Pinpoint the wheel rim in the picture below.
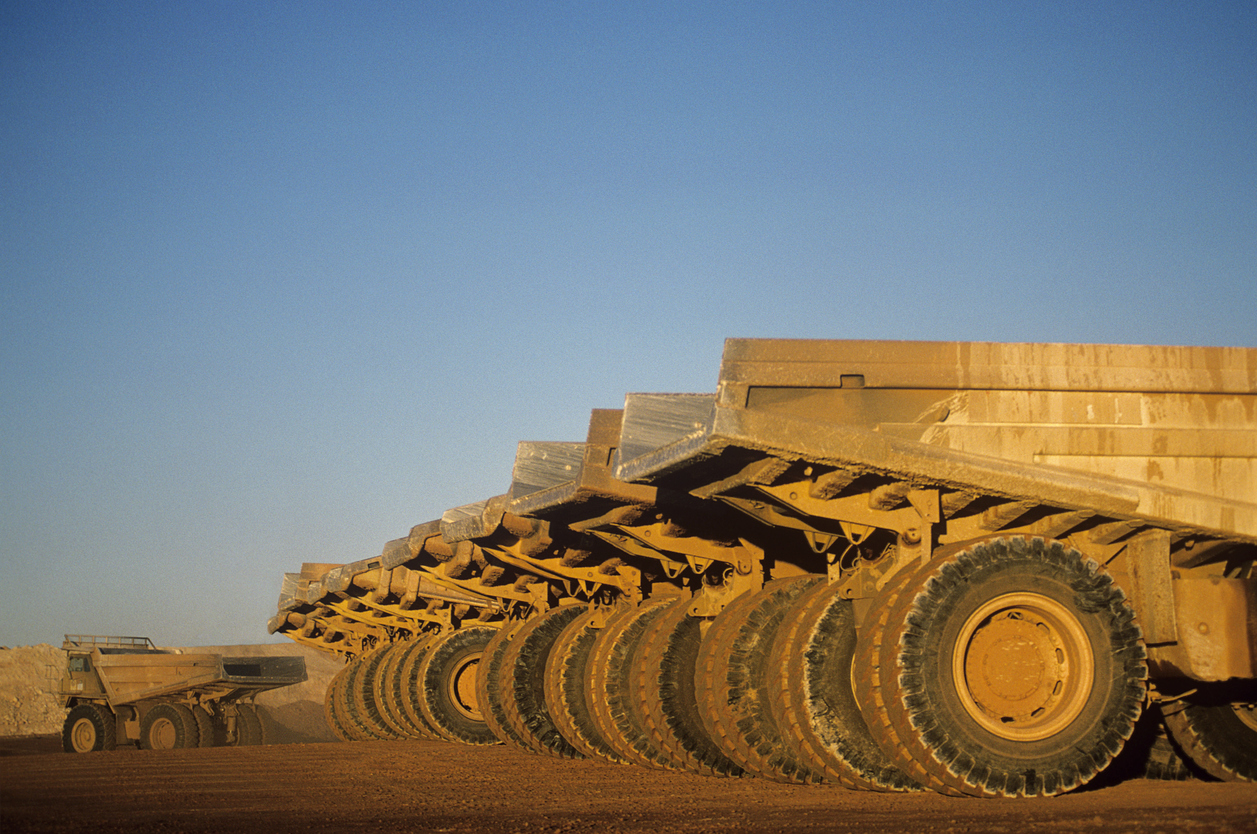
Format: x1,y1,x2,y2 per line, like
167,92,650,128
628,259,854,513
951,592,1094,742
71,718,97,752
150,716,178,749
446,653,483,721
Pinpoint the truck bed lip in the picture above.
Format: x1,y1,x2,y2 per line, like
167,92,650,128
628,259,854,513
611,402,1256,543
441,495,509,542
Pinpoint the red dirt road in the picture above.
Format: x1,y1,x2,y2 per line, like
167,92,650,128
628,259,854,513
3,736,1256,834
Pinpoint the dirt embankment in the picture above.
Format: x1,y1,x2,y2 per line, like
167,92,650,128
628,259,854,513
0,642,343,742
0,645,64,737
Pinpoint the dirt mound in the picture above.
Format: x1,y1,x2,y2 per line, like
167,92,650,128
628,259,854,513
0,644,65,737
0,642,343,743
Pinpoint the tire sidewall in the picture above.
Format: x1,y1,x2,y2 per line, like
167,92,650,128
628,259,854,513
397,637,441,740
898,538,1145,790
798,584,917,791
422,627,498,745
477,621,530,748
63,704,113,753
140,703,188,750
546,612,625,763
504,604,586,757
1165,697,1257,781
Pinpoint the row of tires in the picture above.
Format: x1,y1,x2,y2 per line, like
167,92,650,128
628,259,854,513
63,701,269,752
325,537,1252,795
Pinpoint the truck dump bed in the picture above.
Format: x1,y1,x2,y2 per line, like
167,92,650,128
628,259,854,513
615,340,1256,541
63,635,307,706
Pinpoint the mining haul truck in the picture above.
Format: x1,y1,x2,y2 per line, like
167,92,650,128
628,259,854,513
60,634,307,752
270,339,1256,797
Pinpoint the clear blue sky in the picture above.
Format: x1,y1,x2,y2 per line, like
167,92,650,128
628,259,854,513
2,2,1254,647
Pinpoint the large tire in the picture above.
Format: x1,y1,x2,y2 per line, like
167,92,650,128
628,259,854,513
341,645,396,740
852,550,947,790
378,641,413,739
191,705,216,748
251,704,273,745
371,642,413,738
324,664,355,741
476,620,532,750
416,626,499,745
770,580,918,791
140,703,197,750
397,636,444,740
350,643,404,740
232,703,264,746
632,595,743,777
585,598,675,770
1142,727,1198,781
544,609,628,764
694,583,769,775
331,658,376,741
497,604,588,759
695,576,826,783
63,704,117,753
379,639,431,740
877,536,1147,797
1096,705,1196,783
1164,688,1257,782
332,655,372,740
362,641,409,739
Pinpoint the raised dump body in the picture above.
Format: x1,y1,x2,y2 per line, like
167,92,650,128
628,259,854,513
620,340,1254,535
271,339,1256,795
61,634,307,753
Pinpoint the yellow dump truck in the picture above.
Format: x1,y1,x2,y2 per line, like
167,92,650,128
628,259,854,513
270,339,1255,795
60,634,307,752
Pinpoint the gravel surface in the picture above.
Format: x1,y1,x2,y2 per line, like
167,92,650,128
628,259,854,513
3,736,1256,834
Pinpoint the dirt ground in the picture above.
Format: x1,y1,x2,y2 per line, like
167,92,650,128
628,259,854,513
3,735,1256,834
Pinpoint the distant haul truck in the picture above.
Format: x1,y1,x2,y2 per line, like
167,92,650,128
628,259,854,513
60,634,307,752
270,339,1255,796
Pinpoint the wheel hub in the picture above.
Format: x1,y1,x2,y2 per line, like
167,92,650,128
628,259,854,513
446,654,483,721
150,717,177,749
953,592,1094,742
71,718,97,752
